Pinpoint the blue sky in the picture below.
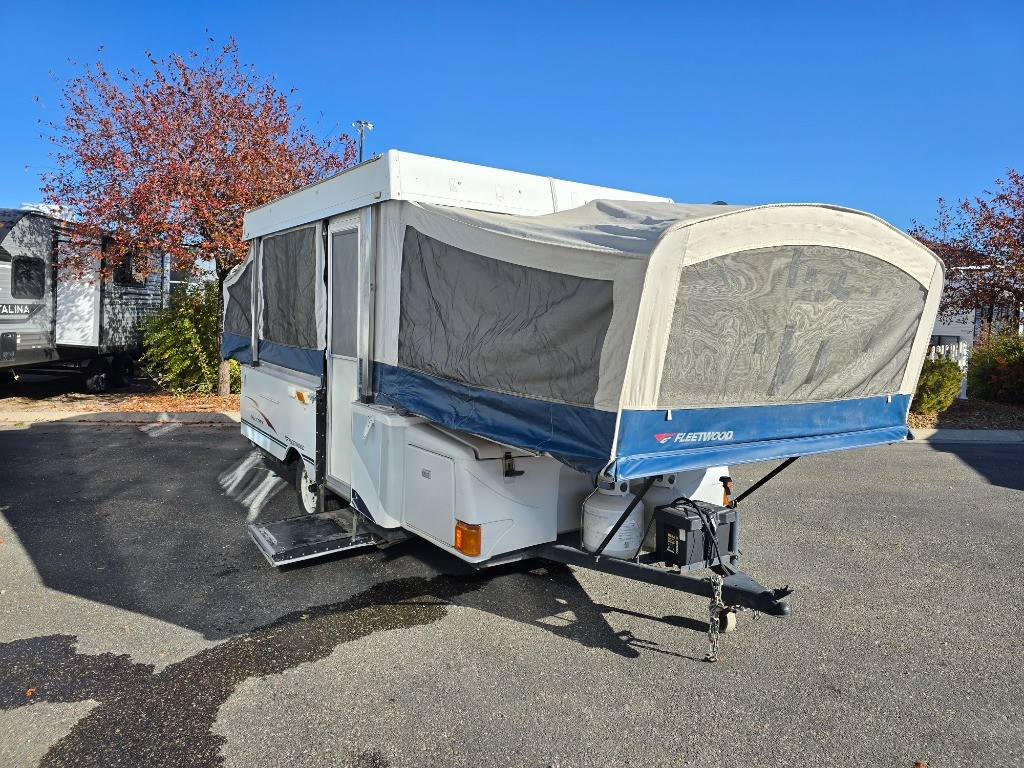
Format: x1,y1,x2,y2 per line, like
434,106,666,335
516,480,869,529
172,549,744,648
2,1,1021,229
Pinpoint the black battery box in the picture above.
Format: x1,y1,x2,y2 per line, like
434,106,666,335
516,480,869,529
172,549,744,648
654,501,739,570
1,332,15,363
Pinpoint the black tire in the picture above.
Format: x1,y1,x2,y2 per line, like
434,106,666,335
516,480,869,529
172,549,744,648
83,357,112,393
293,459,342,515
0,370,16,387
111,354,135,388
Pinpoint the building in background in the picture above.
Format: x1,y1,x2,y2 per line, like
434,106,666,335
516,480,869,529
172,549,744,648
930,303,1023,399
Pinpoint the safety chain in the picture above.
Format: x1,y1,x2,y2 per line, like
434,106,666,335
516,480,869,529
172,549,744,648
704,571,726,663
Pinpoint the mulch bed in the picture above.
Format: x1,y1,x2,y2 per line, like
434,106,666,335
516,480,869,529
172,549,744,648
0,373,239,413
908,398,1024,430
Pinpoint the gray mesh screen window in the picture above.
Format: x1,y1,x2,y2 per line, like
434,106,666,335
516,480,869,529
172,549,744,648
398,227,613,407
659,245,927,407
225,261,253,340
260,227,318,349
331,230,359,358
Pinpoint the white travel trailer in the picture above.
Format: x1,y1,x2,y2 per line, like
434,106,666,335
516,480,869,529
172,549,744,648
224,151,942,640
0,209,163,390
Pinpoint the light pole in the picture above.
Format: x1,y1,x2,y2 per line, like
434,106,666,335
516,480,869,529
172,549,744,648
351,120,374,163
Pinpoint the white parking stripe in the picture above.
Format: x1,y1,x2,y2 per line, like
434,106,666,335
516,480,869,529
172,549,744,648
138,422,183,437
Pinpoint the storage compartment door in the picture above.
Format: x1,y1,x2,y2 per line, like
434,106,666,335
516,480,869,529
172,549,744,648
403,446,455,546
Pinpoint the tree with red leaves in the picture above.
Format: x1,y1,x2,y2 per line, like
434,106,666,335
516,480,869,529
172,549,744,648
42,38,354,395
912,169,1024,331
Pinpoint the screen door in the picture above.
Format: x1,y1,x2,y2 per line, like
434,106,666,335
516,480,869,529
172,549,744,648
327,224,360,489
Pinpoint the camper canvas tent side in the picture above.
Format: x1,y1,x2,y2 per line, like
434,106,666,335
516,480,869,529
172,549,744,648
0,209,163,389
366,199,942,480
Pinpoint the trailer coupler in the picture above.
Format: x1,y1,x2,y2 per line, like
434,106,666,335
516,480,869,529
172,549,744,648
528,541,792,617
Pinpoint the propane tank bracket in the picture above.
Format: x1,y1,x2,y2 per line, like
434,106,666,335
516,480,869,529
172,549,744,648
503,452,525,478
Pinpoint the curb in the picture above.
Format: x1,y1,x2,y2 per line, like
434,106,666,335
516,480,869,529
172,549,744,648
0,410,241,425
909,428,1024,444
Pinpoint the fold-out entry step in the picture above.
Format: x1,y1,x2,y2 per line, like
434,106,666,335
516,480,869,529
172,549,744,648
248,509,381,566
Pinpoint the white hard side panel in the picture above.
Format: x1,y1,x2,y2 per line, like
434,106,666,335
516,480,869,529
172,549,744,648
387,152,560,215
240,364,318,468
348,403,733,564
404,445,457,545
350,403,423,529
401,424,561,564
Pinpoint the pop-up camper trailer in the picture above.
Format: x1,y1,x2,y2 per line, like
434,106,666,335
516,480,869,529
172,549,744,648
0,208,163,390
224,151,942,641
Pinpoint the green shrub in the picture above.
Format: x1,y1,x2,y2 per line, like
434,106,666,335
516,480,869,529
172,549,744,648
142,282,239,394
967,331,1024,404
911,357,965,414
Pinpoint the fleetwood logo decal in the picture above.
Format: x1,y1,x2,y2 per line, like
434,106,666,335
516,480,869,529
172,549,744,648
655,431,734,445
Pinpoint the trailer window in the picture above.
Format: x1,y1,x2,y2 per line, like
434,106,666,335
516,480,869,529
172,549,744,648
113,255,144,286
224,259,253,342
260,226,318,351
658,245,927,407
11,255,46,299
398,227,613,407
330,230,359,358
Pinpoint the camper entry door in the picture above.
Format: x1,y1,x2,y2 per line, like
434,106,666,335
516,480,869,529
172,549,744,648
327,221,361,491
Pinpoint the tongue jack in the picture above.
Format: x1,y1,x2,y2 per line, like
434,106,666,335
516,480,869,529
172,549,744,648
719,475,733,507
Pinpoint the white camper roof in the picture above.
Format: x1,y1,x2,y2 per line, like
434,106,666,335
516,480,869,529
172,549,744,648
242,150,672,239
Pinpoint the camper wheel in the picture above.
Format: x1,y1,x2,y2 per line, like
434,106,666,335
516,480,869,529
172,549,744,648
293,459,341,515
83,357,112,394
111,354,135,388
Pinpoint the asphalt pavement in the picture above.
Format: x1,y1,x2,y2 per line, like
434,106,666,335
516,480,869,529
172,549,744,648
0,419,1021,768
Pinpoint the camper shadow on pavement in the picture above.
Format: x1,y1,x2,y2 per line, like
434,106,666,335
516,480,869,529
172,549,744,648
0,417,701,656
925,442,1024,492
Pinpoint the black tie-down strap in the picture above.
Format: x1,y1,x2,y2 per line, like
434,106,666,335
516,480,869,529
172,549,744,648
731,456,799,507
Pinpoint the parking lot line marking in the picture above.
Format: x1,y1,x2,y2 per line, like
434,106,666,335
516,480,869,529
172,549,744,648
139,422,183,437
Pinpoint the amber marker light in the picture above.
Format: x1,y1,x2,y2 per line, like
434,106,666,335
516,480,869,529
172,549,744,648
454,520,482,557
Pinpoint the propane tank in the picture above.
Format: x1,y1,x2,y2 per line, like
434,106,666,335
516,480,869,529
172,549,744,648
582,481,644,559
